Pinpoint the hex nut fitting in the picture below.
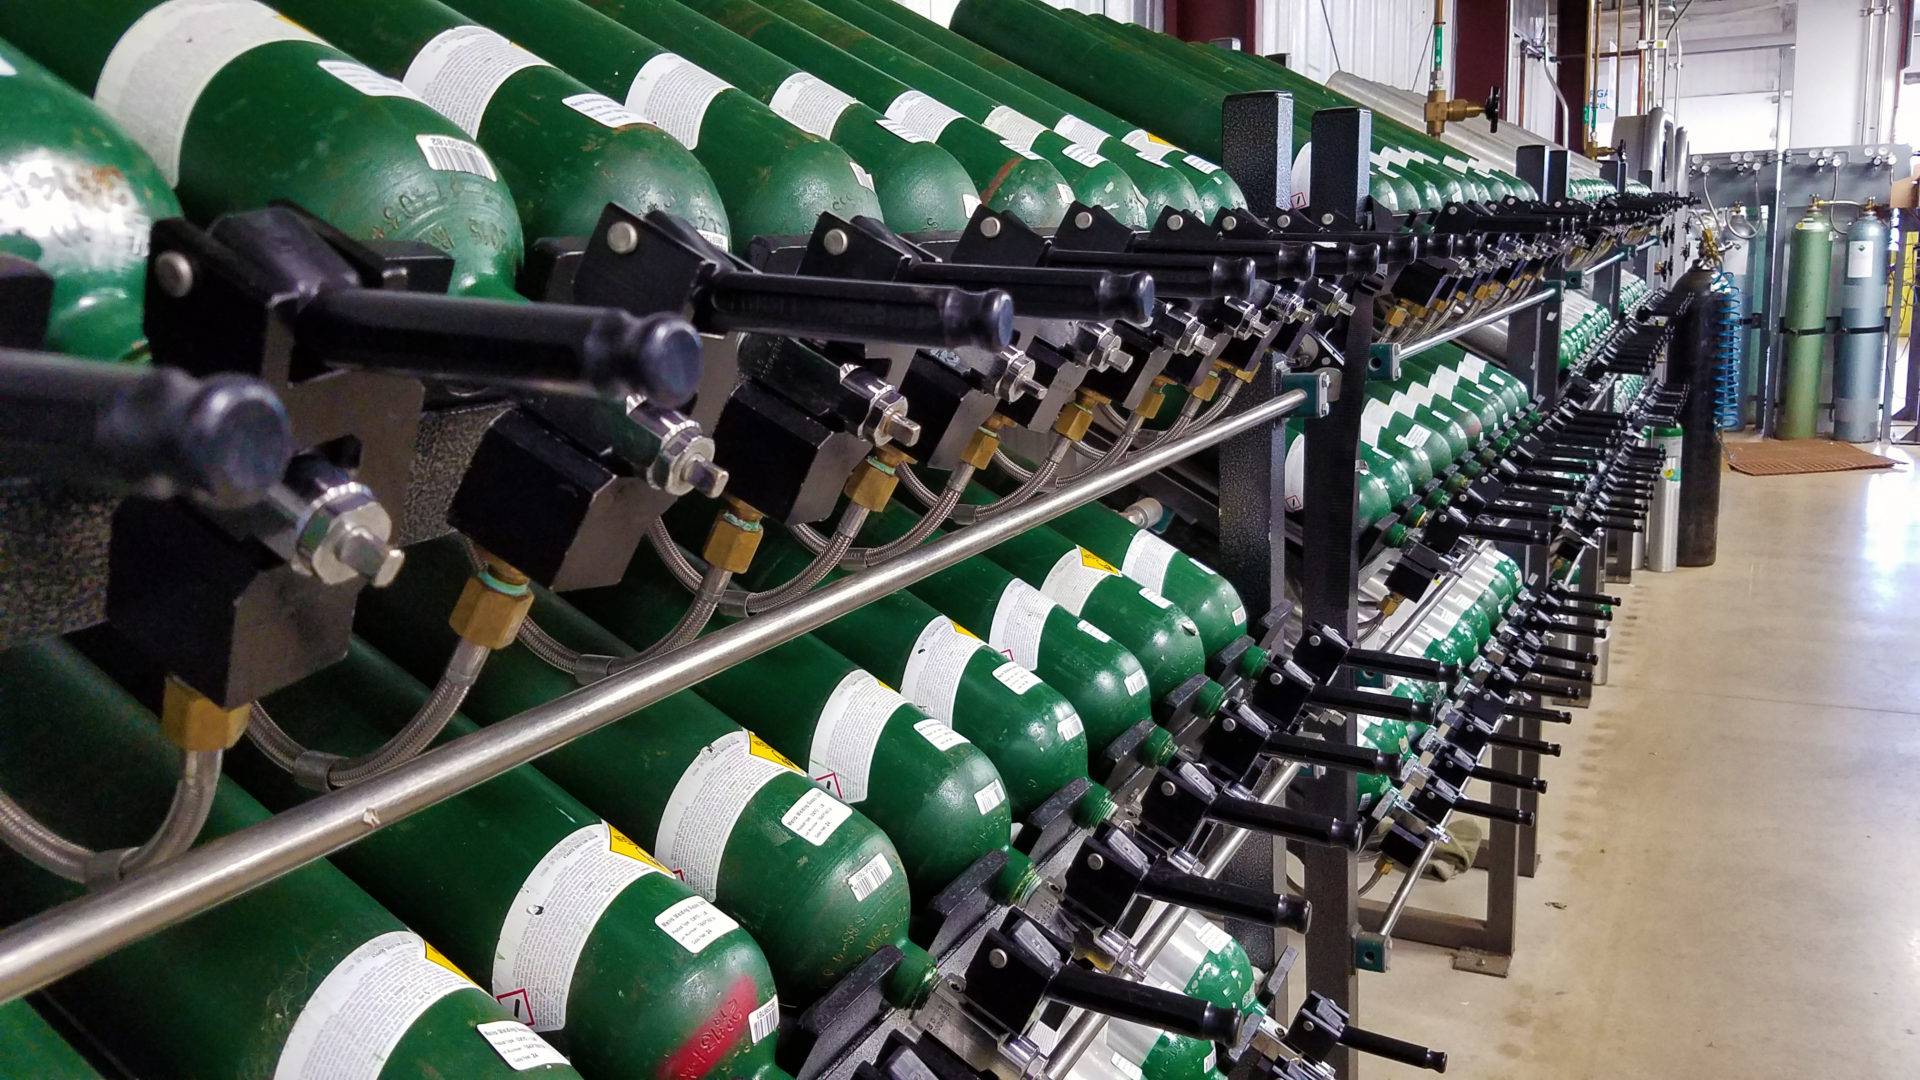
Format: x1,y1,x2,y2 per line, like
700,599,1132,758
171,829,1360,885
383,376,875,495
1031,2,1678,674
450,551,533,649
703,508,764,574
961,427,1001,470
161,678,249,751
844,456,901,512
1053,402,1095,442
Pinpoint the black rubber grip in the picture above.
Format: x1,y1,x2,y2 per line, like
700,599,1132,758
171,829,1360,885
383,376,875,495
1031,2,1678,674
1450,796,1535,827
1502,702,1575,725
1535,644,1599,665
1340,647,1456,684
1262,730,1398,775
1308,684,1428,721
1485,731,1561,756
704,271,1013,351
1467,763,1548,793
1043,248,1256,301
1208,795,1361,851
1048,965,1242,1043
1141,864,1312,931
908,262,1154,324
0,349,291,509
1343,1025,1449,1073
299,289,704,406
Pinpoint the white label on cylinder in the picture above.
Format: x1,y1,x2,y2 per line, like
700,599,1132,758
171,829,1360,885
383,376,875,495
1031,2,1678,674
1120,530,1178,595
1288,142,1312,208
810,670,907,804
982,104,1048,152
1054,113,1110,146
475,1021,571,1071
651,894,741,955
1063,141,1107,167
914,716,971,752
847,851,893,901
1076,619,1112,644
974,779,1007,815
623,53,732,150
988,578,1055,669
1040,547,1119,616
275,931,481,1080
1123,668,1150,696
1847,239,1875,278
779,786,852,845
492,822,664,1031
769,72,858,139
317,60,420,100
561,92,647,129
1121,128,1183,165
991,661,1043,694
748,997,781,1043
402,25,548,136
884,90,966,144
1183,153,1220,174
94,0,323,185
900,616,984,722
655,730,796,897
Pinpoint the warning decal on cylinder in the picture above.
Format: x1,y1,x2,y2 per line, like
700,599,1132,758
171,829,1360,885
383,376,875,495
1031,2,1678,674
491,821,665,1031
988,578,1055,669
656,730,795,898
623,53,731,150
900,616,985,722
1040,547,1119,616
275,930,485,1080
402,25,548,137
475,1020,571,1071
811,670,909,803
93,0,323,185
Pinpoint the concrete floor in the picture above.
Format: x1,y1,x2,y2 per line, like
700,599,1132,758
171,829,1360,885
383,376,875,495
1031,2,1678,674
1353,439,1920,1079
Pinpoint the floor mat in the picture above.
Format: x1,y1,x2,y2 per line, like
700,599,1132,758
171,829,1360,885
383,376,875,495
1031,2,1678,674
1724,439,1902,476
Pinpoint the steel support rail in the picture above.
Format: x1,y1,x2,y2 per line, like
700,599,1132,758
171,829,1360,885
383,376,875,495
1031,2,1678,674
0,389,1310,1003
1379,287,1555,370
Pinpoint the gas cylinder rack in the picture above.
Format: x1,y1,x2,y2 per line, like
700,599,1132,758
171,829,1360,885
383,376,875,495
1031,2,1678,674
1688,144,1910,439
0,14,1689,1080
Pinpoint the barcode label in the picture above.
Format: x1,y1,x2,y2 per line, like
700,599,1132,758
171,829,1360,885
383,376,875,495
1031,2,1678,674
848,851,893,901
748,997,780,1043
973,780,1007,815
1057,711,1084,742
1123,669,1149,696
415,134,497,180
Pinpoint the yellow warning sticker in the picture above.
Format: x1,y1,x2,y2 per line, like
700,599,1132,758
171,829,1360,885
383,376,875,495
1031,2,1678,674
606,823,667,871
748,732,801,772
953,623,981,640
1079,548,1120,574
424,940,472,983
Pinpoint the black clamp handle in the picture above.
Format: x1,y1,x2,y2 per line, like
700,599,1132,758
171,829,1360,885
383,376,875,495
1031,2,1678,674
1286,991,1448,1072
907,261,1155,324
0,348,291,509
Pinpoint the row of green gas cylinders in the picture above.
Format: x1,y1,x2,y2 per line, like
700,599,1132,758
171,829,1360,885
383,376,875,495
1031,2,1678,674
0,487,1278,1080
3,0,1604,365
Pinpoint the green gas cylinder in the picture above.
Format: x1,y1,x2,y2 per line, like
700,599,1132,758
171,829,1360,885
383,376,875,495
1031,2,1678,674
947,487,1212,706
830,0,1245,218
1780,209,1834,440
434,0,880,246
1104,912,1259,1080
1042,500,1251,659
351,553,936,1007
593,525,1108,825
242,641,788,1080
530,553,1030,900
693,0,1149,226
749,520,1163,781
489,0,971,233
0,39,180,360
576,0,1069,228
1277,421,1403,531
792,0,1201,219
1402,348,1513,436
0,999,100,1079
1368,381,1470,466
0,639,579,1079
1362,395,1448,489
0,0,524,298
266,0,732,248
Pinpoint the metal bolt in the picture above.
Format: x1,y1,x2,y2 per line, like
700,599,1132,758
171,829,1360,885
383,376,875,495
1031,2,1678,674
1268,672,1283,685
1085,853,1104,870
981,216,1003,238
1222,216,1237,231
988,948,1008,969
1168,215,1184,230
154,252,194,298
1309,634,1322,645
1159,780,1176,797
1073,210,1093,229
1276,214,1291,227
823,228,849,256
606,220,639,255
1320,213,1334,225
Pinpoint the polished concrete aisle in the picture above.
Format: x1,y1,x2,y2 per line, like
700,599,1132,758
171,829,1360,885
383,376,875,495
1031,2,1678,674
1358,442,1920,1079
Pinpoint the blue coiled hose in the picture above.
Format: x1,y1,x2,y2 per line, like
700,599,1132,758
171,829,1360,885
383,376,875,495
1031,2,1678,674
1711,271,1744,430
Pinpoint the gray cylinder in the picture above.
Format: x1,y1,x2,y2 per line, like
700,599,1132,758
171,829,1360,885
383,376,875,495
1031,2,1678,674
1834,214,1889,441
1644,425,1682,572
1675,267,1722,566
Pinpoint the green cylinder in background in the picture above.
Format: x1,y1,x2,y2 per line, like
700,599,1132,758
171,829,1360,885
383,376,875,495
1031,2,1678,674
0,999,100,1079
1779,209,1833,440
0,38,181,360
0,0,526,298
